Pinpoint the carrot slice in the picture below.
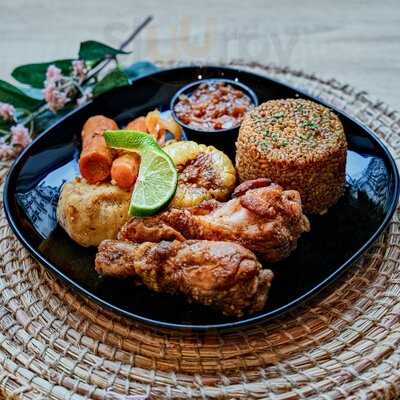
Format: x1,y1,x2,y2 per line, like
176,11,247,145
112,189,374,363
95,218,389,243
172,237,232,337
79,116,118,183
127,111,183,144
126,116,148,132
163,117,182,141
145,110,166,141
111,153,140,190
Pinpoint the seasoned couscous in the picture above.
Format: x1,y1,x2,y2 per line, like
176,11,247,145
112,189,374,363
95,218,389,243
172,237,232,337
236,99,347,214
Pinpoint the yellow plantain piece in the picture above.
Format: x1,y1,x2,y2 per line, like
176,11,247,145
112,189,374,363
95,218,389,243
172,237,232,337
164,141,237,208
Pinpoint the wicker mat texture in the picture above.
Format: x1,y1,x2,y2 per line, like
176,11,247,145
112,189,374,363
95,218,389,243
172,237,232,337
0,62,399,399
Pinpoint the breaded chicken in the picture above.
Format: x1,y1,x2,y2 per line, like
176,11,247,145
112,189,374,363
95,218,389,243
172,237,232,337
118,179,310,262
57,178,131,247
96,239,273,317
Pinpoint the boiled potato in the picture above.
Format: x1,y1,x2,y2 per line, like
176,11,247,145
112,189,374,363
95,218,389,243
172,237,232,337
57,178,130,247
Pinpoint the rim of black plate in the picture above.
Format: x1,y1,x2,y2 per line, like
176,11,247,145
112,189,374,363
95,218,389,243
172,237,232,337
3,65,400,331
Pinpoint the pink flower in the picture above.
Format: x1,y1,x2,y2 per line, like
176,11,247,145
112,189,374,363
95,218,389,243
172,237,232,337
43,82,69,112
0,142,16,160
0,102,16,121
11,124,31,148
72,60,87,81
46,65,62,83
77,88,93,106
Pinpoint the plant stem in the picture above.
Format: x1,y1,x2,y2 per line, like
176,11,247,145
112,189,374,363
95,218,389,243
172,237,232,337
20,103,49,126
82,15,153,84
7,16,153,140
119,15,153,51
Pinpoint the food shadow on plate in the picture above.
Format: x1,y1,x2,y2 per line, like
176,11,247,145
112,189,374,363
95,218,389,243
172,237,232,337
34,149,386,326
39,226,228,325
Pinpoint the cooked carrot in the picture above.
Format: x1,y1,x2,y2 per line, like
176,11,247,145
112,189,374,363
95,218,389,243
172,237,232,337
145,110,166,142
163,117,182,141
126,116,148,132
79,115,118,184
111,153,140,190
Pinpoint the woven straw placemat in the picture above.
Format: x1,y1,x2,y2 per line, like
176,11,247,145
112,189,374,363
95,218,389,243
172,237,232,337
0,62,399,399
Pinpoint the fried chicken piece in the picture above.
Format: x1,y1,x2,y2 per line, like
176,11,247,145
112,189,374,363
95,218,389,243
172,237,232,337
118,179,310,262
96,239,273,317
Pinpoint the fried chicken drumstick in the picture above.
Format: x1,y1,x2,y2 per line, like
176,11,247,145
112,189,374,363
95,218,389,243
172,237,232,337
96,239,273,317
118,179,310,262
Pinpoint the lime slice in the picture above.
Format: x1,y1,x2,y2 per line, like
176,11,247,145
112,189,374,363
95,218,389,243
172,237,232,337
104,130,178,216
104,129,158,151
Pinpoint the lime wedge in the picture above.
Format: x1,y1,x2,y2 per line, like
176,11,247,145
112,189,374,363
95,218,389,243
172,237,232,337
104,130,178,216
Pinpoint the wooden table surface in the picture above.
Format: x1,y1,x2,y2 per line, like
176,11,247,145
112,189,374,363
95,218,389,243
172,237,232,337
1,0,400,110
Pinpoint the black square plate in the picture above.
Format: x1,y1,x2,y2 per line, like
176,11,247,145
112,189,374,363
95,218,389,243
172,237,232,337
3,66,399,331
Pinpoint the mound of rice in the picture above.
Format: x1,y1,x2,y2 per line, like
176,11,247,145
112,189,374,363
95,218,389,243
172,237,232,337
236,99,347,214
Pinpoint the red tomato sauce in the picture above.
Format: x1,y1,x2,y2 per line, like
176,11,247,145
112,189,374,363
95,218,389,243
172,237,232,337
174,82,254,131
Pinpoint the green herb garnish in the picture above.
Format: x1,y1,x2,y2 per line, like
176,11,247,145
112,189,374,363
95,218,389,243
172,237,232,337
280,139,289,147
263,129,271,137
302,119,320,130
273,111,286,119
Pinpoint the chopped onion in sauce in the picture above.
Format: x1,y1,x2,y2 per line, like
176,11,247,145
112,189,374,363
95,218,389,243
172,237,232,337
174,82,254,131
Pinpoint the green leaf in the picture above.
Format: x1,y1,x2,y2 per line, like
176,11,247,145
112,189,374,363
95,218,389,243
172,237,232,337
0,80,42,110
20,87,44,100
93,69,130,97
85,59,103,69
124,61,159,82
12,59,74,88
79,41,129,61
